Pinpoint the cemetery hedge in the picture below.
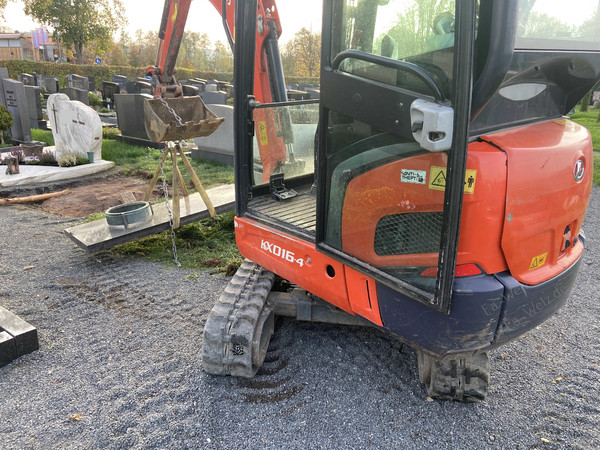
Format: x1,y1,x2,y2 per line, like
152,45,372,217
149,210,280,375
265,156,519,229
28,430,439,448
0,60,320,89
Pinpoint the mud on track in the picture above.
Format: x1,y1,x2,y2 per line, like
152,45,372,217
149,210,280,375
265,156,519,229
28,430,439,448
1,187,599,449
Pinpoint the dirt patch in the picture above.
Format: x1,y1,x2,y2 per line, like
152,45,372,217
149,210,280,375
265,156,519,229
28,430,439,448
41,175,160,218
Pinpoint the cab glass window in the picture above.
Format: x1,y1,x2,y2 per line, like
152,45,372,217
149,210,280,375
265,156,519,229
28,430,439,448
332,0,457,99
516,0,600,50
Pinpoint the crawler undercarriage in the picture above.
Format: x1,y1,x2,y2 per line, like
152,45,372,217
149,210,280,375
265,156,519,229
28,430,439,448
202,260,490,401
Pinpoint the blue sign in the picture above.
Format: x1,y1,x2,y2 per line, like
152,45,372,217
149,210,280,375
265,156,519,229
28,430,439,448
94,58,102,65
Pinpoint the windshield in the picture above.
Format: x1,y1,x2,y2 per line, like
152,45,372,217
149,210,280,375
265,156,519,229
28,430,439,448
516,0,600,50
332,0,457,99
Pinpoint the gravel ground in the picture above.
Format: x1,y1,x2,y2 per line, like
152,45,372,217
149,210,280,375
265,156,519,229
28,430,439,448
1,187,599,450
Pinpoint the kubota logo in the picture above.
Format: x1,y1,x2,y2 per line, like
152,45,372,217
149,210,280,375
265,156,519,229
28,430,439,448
261,240,304,268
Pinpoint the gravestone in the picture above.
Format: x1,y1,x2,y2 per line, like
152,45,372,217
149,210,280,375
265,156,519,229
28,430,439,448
112,75,127,90
0,78,32,143
18,73,36,86
304,87,320,100
287,89,311,101
193,104,234,165
222,83,234,98
114,93,154,140
47,93,102,162
185,79,206,92
0,306,39,368
125,80,152,95
101,81,120,109
60,87,89,105
24,85,45,129
87,76,96,92
204,84,218,93
0,67,8,104
182,84,199,97
67,74,90,91
216,81,231,93
200,90,227,105
40,76,59,94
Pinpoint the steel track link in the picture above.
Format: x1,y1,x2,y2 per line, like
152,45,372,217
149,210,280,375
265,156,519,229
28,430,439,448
202,260,276,378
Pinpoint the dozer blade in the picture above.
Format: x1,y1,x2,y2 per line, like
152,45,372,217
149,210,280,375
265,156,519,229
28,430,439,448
143,96,225,143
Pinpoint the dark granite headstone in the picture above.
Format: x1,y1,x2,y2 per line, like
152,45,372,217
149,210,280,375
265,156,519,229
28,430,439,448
0,67,8,104
0,306,39,368
0,78,32,143
114,93,154,140
24,85,44,128
18,73,36,86
40,76,59,94
67,74,90,91
304,88,320,100
182,85,200,97
60,87,89,105
200,90,227,105
186,79,206,92
287,89,311,101
125,80,152,95
87,76,96,92
112,75,128,90
101,81,120,109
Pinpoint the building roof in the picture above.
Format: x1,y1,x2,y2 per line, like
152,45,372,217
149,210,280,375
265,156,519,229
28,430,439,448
0,33,28,40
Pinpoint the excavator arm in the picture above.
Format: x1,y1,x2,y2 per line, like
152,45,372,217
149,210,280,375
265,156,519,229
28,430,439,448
147,0,284,105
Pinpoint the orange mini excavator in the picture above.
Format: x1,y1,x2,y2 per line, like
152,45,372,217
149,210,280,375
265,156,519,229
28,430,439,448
152,0,600,401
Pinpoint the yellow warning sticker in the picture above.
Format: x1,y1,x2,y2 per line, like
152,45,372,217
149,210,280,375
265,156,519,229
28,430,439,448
258,121,269,146
428,166,477,194
529,252,548,271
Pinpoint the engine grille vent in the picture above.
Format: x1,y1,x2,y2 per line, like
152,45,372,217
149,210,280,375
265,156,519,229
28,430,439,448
374,212,443,256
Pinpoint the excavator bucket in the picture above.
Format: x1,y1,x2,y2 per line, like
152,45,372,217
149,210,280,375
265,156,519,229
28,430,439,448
143,96,225,143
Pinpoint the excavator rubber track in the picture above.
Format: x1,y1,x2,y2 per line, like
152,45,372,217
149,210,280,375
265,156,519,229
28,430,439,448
202,260,275,378
417,351,490,402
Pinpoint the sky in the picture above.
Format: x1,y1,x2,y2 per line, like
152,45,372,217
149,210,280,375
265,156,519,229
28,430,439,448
1,0,322,45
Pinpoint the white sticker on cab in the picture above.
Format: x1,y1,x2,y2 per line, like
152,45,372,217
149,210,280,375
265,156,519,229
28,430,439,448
401,169,427,185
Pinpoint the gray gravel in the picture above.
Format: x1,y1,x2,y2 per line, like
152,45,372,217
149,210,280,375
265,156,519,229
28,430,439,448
1,187,600,449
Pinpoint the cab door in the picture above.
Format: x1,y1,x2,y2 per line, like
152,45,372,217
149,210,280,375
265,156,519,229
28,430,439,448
316,0,477,313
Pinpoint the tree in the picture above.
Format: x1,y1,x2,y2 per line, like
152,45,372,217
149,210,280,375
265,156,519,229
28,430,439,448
127,30,158,68
22,0,126,64
179,31,212,71
383,0,453,58
210,40,233,73
283,28,321,78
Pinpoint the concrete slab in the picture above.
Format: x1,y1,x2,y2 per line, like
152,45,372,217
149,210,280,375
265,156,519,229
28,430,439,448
65,184,236,253
0,147,114,188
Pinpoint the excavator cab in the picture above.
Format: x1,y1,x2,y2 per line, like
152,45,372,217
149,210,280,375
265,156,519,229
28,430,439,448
202,0,600,401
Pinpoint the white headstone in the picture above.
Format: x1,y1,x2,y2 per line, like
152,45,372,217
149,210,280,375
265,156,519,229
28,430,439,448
47,93,102,161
